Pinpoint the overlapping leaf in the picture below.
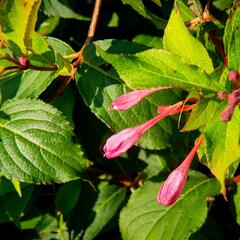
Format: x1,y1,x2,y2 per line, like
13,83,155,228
183,99,219,131
0,99,90,184
121,0,166,29
0,0,42,53
163,2,214,74
98,48,225,92
120,172,220,240
3,37,75,100
83,183,126,240
42,0,89,21
203,104,240,194
224,5,240,70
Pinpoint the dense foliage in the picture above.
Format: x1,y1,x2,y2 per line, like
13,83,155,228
0,0,239,239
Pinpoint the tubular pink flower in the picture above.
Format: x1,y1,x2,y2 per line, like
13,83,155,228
157,135,203,206
103,114,162,159
220,105,234,122
228,89,240,106
111,86,171,111
104,101,193,159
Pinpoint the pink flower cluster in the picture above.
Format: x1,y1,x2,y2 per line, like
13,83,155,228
103,86,203,206
220,70,240,122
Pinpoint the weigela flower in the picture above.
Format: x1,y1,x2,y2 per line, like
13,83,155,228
104,101,193,159
157,135,203,206
111,86,171,111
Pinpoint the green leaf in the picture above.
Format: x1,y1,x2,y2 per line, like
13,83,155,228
83,183,127,240
0,176,28,196
176,0,195,21
0,74,22,102
15,70,55,99
120,172,220,240
53,85,75,126
77,40,179,150
138,150,167,179
163,2,214,74
0,99,90,184
11,180,22,197
98,48,225,92
55,180,82,215
224,6,240,71
186,0,203,18
203,104,240,194
29,33,55,67
38,16,60,36
1,185,34,223
31,214,69,239
15,37,74,99
121,0,166,29
0,0,42,53
42,0,90,21
133,34,163,48
183,99,219,131
46,36,75,56
213,0,234,11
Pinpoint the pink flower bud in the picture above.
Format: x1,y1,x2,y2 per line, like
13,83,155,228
228,71,238,81
103,127,142,158
220,105,234,122
103,114,162,159
157,135,203,206
19,55,30,69
228,89,240,106
111,86,171,111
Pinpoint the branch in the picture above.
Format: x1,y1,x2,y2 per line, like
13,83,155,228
50,0,103,101
74,0,102,67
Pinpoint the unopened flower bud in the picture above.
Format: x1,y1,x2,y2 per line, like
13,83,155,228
228,89,240,106
19,55,30,69
157,135,203,206
220,105,234,122
111,86,171,111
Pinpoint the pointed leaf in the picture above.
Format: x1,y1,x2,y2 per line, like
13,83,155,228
98,48,225,92
83,183,126,240
11,180,22,197
55,180,82,215
121,0,166,29
1,185,34,223
204,104,240,193
0,99,90,184
42,0,89,21
224,6,240,71
120,172,220,240
163,3,214,74
0,0,41,53
183,99,219,131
